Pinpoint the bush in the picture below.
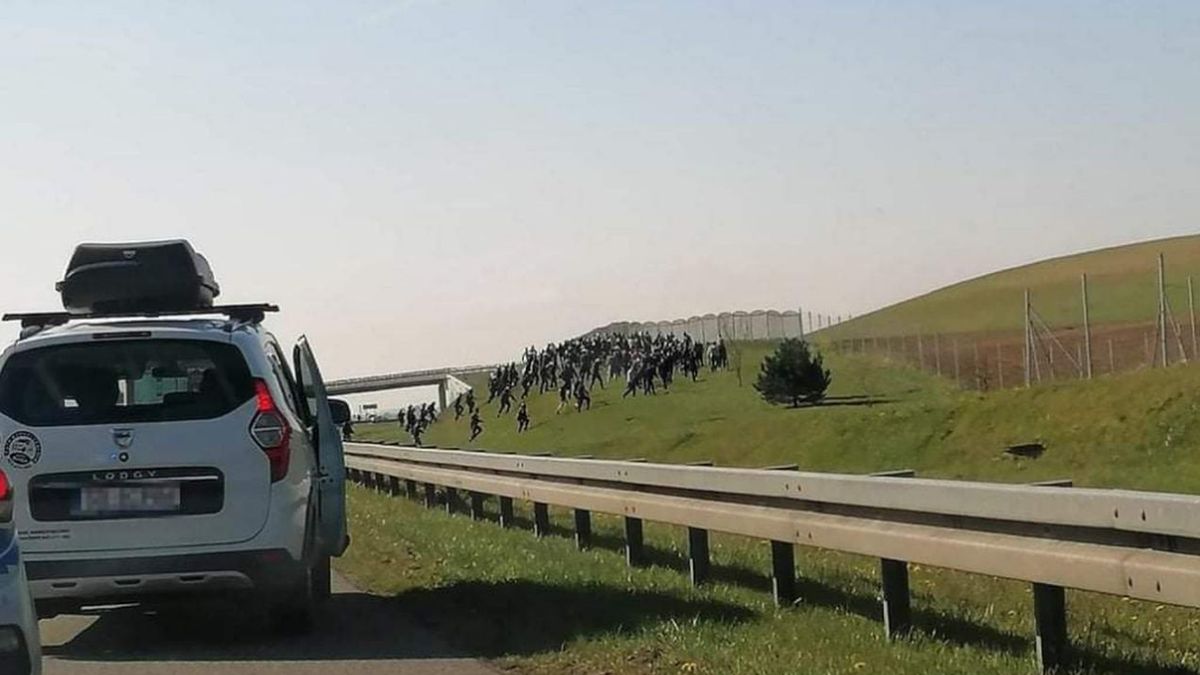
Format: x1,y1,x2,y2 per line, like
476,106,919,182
753,339,831,407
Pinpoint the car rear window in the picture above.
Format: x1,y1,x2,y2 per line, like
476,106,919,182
0,339,255,426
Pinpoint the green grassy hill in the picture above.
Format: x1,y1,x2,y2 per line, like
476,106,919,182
355,341,1200,493
820,234,1200,338
342,345,1200,674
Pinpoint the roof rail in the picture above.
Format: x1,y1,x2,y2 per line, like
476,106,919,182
2,303,280,329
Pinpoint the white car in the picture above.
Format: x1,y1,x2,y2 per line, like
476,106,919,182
0,304,349,632
0,467,41,674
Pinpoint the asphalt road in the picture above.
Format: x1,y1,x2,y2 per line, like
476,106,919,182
39,573,496,675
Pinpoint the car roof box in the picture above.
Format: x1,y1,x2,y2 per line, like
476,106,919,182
56,240,221,315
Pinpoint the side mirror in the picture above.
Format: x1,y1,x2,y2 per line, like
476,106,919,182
329,398,351,426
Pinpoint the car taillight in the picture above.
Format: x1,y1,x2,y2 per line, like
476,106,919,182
250,379,291,482
0,469,11,522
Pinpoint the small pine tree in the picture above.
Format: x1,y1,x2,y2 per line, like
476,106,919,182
754,338,832,407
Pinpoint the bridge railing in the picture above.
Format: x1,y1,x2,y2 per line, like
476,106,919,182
343,442,1200,673
327,363,496,390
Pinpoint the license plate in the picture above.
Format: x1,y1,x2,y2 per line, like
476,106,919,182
77,485,182,516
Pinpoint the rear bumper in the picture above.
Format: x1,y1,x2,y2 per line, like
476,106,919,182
26,548,305,612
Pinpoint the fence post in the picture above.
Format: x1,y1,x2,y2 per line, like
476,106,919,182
405,479,419,500
881,558,912,640
423,483,437,509
1025,289,1032,387
533,502,551,537
953,338,961,386
1081,274,1093,379
872,469,914,639
1159,253,1169,367
687,527,710,586
574,508,592,550
1033,583,1069,672
763,464,797,607
388,476,401,497
444,488,459,515
1190,277,1198,359
499,496,515,528
469,491,485,520
624,516,645,566
934,333,942,376
997,343,1005,389
771,540,796,608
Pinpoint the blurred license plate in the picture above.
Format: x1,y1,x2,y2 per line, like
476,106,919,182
78,485,181,515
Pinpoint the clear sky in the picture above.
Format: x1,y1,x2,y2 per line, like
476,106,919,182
1,1,1197,380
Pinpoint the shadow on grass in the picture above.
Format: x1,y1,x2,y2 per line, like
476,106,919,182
395,579,757,658
400,498,1200,674
805,395,897,409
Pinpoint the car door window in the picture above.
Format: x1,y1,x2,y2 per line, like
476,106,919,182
265,340,302,420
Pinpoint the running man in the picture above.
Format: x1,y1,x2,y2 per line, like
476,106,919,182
469,409,484,442
516,401,531,433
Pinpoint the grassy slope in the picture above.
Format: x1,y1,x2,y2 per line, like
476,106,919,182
355,342,1200,493
819,234,1200,338
338,344,1200,673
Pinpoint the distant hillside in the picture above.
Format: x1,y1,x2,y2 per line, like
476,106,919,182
821,234,1200,339
354,344,1200,493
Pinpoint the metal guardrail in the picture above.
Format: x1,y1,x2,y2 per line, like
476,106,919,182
343,442,1200,673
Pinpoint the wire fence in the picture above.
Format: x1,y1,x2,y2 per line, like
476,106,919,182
825,253,1200,391
587,308,849,342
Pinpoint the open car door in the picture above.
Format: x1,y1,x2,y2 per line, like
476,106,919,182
294,336,348,558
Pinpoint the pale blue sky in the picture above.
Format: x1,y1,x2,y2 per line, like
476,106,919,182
1,1,1197,379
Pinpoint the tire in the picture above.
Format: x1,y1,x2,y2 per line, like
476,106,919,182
312,554,332,602
269,567,316,635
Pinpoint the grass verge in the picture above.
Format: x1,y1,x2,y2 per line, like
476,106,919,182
337,485,1200,675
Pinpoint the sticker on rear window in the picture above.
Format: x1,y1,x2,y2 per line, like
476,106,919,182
4,431,41,469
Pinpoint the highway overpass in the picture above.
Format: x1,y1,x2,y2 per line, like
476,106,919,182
326,364,493,410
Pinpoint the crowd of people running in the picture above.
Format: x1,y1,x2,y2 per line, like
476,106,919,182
393,332,730,446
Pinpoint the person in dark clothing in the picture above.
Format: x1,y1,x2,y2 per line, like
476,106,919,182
341,419,354,441
555,380,571,414
465,389,476,414
516,401,531,433
574,380,591,412
469,410,484,442
622,361,640,398
453,394,464,421
498,386,515,416
589,359,604,389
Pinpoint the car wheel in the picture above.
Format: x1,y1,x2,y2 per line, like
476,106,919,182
312,554,332,602
269,568,316,635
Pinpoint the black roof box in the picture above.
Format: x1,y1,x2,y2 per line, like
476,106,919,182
56,240,221,315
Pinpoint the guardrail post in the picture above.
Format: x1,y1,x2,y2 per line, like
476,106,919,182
881,558,912,639
387,476,401,497
870,469,915,639
469,492,485,520
687,527,710,586
445,488,460,515
423,483,437,509
499,497,515,528
1027,478,1072,672
533,502,551,537
405,479,419,500
574,509,592,549
362,471,375,490
1033,582,1069,672
762,463,800,606
624,516,645,566
770,540,796,607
